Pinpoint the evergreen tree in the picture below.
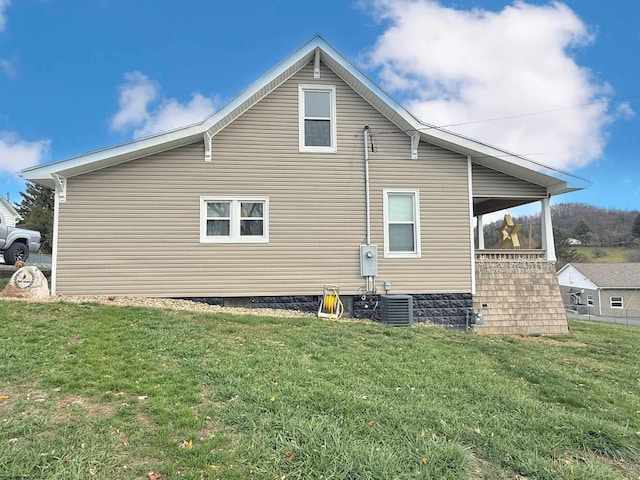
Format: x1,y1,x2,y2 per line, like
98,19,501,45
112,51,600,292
14,183,55,252
573,218,593,244
553,227,578,269
632,213,640,239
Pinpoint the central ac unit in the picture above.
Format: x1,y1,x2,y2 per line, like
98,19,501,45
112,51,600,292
380,294,413,326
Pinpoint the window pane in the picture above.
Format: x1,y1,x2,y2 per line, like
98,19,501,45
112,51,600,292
305,91,330,118
389,224,415,252
304,119,330,146
241,202,263,218
207,219,229,236
388,195,414,222
207,202,229,217
241,219,263,236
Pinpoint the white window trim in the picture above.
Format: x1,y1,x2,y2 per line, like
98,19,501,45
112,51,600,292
383,189,421,259
200,196,269,243
587,295,594,306
610,296,623,309
298,84,337,153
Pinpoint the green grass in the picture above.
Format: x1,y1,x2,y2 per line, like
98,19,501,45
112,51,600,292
575,246,637,263
0,301,639,479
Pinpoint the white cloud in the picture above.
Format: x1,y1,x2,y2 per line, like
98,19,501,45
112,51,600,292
365,0,625,170
0,0,9,32
132,93,216,139
0,131,50,176
110,71,216,139
0,58,16,78
110,71,158,133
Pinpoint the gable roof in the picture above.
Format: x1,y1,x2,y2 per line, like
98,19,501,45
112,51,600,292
21,35,588,199
0,197,22,220
562,263,640,289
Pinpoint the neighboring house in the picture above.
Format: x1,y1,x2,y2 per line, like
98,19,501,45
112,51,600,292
558,263,640,317
21,36,586,330
0,197,22,227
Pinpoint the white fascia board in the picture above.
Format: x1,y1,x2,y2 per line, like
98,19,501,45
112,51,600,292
414,130,587,194
316,38,587,195
201,40,319,137
20,34,587,197
20,41,320,187
21,125,204,188
557,264,598,290
0,197,21,218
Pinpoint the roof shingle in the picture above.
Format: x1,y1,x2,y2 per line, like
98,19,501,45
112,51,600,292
569,263,640,288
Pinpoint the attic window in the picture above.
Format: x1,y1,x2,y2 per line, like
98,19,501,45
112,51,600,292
299,84,336,153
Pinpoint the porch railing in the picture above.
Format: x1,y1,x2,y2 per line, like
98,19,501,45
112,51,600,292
475,249,546,262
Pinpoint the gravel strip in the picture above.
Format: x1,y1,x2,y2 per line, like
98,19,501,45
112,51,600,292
2,294,322,319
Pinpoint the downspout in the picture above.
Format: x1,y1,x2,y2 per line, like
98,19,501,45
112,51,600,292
364,125,371,245
51,180,61,295
598,288,602,316
363,125,375,293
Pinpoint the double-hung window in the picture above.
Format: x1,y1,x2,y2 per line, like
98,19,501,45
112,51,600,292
610,296,623,309
200,197,268,243
383,189,421,258
299,84,336,152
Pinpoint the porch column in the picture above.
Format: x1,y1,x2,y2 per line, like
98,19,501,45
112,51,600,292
477,214,485,249
540,197,556,261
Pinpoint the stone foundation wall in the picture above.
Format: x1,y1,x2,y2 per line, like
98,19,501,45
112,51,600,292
473,257,568,335
185,293,474,329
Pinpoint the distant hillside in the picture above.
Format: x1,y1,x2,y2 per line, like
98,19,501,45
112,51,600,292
481,203,640,262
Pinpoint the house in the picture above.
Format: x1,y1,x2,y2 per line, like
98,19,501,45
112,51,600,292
0,196,22,227
557,263,640,317
21,36,586,332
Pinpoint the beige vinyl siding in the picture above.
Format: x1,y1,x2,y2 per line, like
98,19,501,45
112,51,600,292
55,61,472,296
472,164,547,198
600,288,640,316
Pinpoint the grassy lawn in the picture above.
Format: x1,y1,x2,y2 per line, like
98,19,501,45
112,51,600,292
575,246,637,263
0,300,638,479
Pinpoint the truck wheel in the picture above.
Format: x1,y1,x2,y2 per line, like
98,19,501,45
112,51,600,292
3,243,29,265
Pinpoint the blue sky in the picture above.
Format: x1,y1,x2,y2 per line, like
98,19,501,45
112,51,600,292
0,0,638,213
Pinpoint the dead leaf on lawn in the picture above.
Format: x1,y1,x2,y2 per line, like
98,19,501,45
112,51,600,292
178,440,193,449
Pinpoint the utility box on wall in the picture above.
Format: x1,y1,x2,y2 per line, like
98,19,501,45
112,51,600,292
360,244,378,277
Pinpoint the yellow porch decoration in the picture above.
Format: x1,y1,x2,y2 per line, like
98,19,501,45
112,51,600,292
498,214,521,248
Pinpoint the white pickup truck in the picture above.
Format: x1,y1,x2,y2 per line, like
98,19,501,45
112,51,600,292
0,211,41,265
